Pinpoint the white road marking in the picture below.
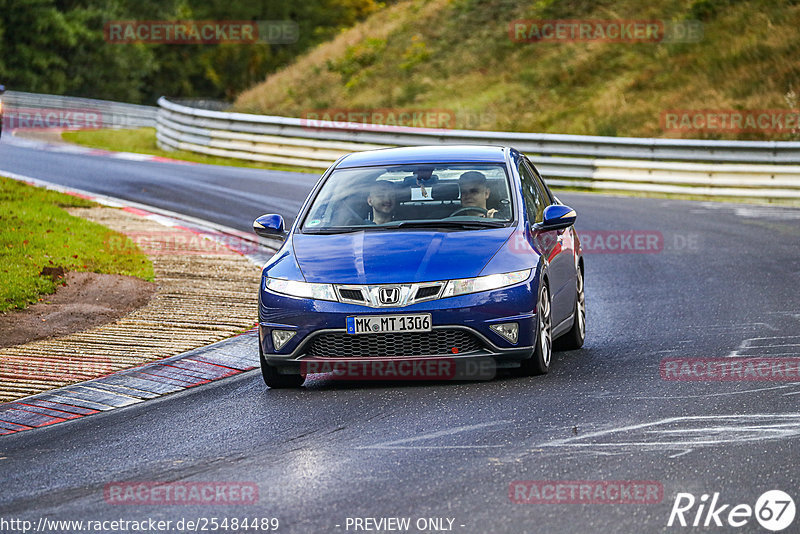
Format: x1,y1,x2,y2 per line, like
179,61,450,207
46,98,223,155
539,414,800,451
727,335,800,357
685,323,776,332
357,420,510,450
359,445,505,449
359,414,800,456
668,449,693,459
634,384,799,399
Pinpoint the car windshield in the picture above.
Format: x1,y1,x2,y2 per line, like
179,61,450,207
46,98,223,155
302,163,513,232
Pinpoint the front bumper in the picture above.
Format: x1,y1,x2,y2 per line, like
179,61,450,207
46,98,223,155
259,278,539,369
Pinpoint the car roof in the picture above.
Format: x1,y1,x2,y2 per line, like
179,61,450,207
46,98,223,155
335,145,509,168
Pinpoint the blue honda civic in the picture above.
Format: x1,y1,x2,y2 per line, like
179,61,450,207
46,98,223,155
253,145,584,388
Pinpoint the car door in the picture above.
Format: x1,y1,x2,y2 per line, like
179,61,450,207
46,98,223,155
523,159,576,327
517,158,557,296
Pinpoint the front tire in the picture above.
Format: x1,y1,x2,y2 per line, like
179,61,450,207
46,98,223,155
515,280,552,376
260,346,305,388
554,265,585,351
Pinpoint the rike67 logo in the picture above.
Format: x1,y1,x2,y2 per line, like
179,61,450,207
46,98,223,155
668,490,795,531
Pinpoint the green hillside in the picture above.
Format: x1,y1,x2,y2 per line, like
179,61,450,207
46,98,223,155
234,0,800,140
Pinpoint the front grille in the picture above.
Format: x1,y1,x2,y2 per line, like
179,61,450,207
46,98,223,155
415,285,441,300
338,288,364,302
306,329,483,358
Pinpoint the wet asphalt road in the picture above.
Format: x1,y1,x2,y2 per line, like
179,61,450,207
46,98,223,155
1,137,799,533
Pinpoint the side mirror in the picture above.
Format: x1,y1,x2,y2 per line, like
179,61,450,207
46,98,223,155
535,205,577,231
253,214,287,240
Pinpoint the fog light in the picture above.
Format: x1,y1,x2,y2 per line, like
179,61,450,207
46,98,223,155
490,322,518,344
271,330,296,351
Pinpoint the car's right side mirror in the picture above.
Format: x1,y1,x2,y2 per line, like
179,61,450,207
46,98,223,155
535,204,577,231
253,214,287,240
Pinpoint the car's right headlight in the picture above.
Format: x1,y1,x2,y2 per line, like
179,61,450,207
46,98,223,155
441,269,531,298
264,278,337,301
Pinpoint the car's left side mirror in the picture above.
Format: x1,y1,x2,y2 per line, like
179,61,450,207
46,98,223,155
535,204,577,231
253,214,287,240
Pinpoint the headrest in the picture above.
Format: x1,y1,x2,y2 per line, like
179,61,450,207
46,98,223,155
431,182,460,201
395,184,411,203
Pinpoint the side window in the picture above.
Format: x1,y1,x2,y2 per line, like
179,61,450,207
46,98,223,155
518,161,546,223
528,161,554,205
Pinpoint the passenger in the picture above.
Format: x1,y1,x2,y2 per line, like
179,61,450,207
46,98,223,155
367,180,397,224
457,171,498,218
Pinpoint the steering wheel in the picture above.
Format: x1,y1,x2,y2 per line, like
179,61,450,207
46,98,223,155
449,206,488,217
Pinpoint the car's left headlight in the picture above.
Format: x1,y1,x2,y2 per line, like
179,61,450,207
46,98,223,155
441,269,531,298
264,278,337,301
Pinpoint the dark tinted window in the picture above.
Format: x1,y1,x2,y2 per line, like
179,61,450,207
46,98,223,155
518,161,546,223
528,161,554,204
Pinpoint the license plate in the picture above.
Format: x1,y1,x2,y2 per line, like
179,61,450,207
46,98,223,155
346,314,432,334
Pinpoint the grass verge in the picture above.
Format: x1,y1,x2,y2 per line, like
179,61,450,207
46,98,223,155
61,128,322,174
234,0,800,141
0,177,155,312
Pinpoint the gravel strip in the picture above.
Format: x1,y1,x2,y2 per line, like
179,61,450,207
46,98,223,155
0,207,260,402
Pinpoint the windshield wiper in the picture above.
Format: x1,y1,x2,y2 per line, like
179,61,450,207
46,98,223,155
303,220,506,233
393,219,506,229
302,227,365,234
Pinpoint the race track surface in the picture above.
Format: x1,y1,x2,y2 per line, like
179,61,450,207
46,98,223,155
1,138,799,533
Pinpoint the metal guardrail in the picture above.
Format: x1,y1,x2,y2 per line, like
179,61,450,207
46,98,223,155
157,98,800,200
4,91,796,199
4,91,157,129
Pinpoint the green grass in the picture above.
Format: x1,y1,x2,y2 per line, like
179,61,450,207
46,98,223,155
234,0,800,142
0,177,155,312
61,128,322,174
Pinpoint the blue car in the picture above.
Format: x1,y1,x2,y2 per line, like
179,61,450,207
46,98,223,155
253,145,585,388
0,85,5,137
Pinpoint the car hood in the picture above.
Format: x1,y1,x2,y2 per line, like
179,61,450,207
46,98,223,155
292,228,515,284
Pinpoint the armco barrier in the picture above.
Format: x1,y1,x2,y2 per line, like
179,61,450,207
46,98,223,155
4,91,157,129
5,91,798,200
156,98,800,200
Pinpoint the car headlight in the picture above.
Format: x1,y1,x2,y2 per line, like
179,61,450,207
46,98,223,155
441,269,531,298
264,278,337,301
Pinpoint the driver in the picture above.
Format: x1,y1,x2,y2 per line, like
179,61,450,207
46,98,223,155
367,180,397,224
457,171,498,218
